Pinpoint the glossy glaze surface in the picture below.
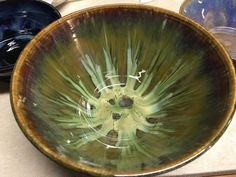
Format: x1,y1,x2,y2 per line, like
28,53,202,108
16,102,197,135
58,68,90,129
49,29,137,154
180,0,236,61
11,5,235,176
0,0,61,76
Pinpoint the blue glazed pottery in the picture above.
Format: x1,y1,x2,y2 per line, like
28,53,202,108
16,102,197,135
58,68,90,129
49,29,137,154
180,0,236,62
0,0,61,77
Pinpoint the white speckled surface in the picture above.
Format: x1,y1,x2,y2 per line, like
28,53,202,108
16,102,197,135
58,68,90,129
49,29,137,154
0,0,236,176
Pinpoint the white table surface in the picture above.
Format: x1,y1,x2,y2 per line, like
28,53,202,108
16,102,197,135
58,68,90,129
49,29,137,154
1,0,236,177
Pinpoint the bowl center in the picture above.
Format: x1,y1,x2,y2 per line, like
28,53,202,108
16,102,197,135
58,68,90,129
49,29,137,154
78,73,164,148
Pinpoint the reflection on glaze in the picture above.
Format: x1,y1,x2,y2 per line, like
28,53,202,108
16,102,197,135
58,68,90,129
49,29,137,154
17,95,27,107
0,35,34,66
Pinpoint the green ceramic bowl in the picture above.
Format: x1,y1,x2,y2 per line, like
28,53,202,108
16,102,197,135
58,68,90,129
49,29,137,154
11,5,235,176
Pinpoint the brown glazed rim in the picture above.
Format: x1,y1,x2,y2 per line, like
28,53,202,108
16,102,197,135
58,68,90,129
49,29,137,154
10,4,236,176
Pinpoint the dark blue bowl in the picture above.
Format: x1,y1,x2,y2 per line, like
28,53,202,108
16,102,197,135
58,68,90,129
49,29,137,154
0,0,61,77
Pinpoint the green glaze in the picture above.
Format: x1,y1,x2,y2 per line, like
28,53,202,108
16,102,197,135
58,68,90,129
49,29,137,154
15,7,234,173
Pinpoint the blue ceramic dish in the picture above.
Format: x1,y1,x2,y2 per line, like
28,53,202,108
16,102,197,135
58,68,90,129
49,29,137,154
0,0,61,77
180,0,236,62
180,0,236,29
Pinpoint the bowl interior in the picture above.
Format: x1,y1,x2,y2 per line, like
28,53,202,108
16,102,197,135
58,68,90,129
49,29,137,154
0,0,61,73
11,6,235,175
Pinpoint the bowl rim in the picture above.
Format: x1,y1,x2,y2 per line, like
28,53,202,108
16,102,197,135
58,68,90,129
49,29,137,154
0,0,61,73
10,4,236,176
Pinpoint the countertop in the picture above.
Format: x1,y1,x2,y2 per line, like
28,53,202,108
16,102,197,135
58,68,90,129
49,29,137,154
1,0,236,177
